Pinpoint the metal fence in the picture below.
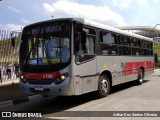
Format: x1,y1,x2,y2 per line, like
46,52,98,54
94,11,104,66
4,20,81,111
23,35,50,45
0,29,21,81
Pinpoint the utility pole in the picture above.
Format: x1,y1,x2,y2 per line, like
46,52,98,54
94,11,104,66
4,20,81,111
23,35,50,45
51,15,54,19
151,24,160,39
152,24,160,32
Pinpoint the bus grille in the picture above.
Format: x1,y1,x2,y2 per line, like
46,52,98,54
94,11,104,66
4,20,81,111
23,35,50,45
28,80,53,85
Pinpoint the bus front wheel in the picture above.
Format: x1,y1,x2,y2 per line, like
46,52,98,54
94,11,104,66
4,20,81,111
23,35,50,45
137,69,144,85
97,74,110,98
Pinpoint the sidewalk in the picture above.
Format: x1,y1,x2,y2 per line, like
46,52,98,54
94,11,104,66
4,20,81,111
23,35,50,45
0,79,29,102
154,68,160,72
0,79,48,109
0,79,19,86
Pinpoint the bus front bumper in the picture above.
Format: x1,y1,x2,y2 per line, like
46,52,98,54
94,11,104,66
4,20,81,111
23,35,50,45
19,77,74,96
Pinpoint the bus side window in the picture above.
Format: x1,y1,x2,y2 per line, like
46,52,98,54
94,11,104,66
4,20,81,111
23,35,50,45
85,35,94,54
100,31,118,55
74,23,82,54
82,27,96,55
81,31,87,53
141,41,149,56
130,38,141,56
74,25,96,63
75,32,80,53
118,35,131,55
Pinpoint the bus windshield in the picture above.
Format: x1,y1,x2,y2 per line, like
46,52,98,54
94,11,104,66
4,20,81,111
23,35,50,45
20,21,71,67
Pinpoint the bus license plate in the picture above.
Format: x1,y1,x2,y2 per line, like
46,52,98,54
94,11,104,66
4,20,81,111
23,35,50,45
34,86,44,91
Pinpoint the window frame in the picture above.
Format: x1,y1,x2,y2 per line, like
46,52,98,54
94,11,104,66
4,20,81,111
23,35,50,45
74,24,96,64
100,30,118,56
117,35,131,56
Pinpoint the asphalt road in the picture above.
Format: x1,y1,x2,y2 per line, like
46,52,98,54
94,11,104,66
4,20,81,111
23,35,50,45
0,70,160,120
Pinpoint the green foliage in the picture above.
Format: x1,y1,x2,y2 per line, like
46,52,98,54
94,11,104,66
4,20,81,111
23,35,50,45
154,42,160,56
154,42,160,48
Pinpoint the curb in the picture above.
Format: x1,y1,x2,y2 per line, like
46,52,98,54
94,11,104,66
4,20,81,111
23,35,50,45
0,79,19,87
0,94,50,109
154,69,160,72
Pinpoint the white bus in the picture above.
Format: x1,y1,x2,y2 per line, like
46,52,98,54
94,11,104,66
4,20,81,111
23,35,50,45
18,18,154,97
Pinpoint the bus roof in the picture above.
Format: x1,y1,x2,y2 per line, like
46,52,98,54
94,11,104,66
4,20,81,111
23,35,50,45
73,18,153,42
24,18,153,42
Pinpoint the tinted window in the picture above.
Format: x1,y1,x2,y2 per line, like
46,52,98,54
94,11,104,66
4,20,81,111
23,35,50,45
101,31,117,44
100,31,118,55
74,25,96,63
118,36,128,45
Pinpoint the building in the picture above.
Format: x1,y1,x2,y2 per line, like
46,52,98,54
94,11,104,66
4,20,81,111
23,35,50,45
117,26,160,42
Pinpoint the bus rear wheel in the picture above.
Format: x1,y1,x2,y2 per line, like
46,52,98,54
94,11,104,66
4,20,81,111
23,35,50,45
137,69,144,85
97,74,110,98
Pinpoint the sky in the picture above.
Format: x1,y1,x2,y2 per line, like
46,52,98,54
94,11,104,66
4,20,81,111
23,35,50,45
0,0,160,31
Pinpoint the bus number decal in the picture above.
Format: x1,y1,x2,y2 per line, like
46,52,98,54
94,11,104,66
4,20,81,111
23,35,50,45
43,74,53,79
104,64,107,70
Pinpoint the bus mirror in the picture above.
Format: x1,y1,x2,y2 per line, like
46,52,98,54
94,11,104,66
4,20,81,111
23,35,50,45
76,52,84,63
76,52,84,58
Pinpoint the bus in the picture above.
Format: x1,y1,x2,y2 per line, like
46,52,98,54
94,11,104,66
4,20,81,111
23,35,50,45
17,18,154,98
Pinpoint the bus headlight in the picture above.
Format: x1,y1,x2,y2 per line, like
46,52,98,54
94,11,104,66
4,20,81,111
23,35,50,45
20,75,24,79
20,75,27,83
53,73,68,84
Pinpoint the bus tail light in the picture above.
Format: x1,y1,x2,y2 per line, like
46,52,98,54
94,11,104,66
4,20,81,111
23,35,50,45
53,73,69,84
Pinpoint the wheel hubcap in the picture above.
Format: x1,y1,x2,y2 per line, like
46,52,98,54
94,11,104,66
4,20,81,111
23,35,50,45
139,72,143,82
139,79,143,82
101,78,108,94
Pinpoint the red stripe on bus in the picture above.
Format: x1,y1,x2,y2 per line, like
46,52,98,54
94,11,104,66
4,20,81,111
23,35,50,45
21,71,60,80
123,61,154,76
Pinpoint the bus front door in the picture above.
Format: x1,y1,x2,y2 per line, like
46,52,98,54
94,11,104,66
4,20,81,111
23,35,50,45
79,56,97,94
